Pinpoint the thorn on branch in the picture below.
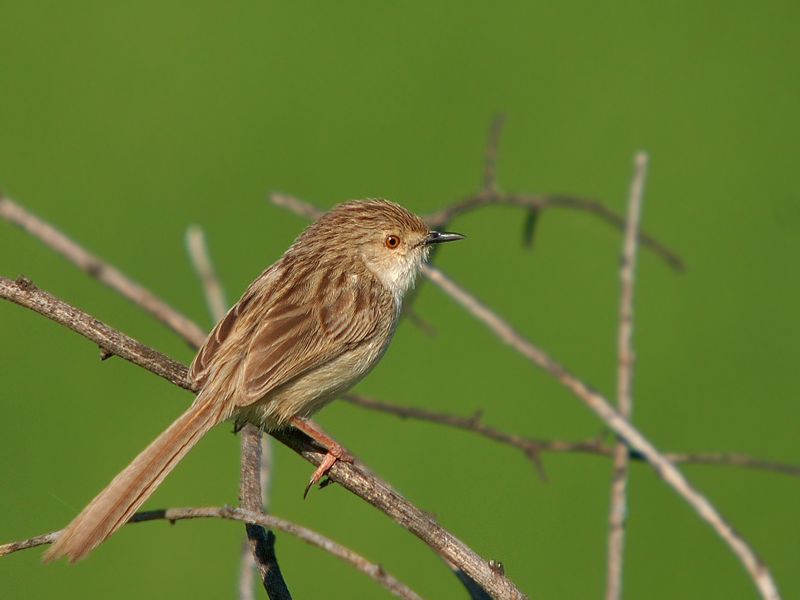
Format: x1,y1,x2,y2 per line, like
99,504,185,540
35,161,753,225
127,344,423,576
489,559,505,575
16,275,36,290
522,209,540,248
468,410,483,426
524,446,548,483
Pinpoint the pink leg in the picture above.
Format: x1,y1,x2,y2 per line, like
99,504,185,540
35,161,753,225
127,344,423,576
290,417,354,497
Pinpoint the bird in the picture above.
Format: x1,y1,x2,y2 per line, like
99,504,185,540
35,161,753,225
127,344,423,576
43,198,465,562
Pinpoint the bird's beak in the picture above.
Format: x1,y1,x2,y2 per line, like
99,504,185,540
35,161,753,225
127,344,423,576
423,231,466,245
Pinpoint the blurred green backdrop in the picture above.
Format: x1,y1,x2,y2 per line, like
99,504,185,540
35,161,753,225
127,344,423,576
1,2,798,599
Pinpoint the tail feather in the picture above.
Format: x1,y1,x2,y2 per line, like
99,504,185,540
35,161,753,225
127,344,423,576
43,393,227,563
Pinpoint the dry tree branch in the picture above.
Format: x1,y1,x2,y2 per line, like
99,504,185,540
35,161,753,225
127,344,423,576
1,275,192,389
341,393,800,477
416,113,681,270
421,264,780,600
0,507,425,600
423,193,684,272
0,532,58,556
239,437,291,600
417,112,682,266
342,393,550,479
0,194,207,347
271,192,325,220
185,225,284,598
605,151,647,600
0,275,525,600
656,453,799,475
239,539,257,600
185,225,229,323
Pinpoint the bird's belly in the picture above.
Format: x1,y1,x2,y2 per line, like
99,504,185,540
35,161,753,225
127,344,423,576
237,335,389,431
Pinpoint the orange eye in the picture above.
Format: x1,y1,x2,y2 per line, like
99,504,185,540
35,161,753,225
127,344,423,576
385,235,400,249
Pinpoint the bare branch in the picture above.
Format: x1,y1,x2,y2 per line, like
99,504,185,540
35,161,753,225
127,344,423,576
421,263,780,600
423,192,684,271
343,393,547,480
0,276,525,600
661,453,800,475
185,224,228,325
0,194,207,347
343,393,800,476
0,532,58,556
605,151,648,600
270,192,324,220
1,508,425,600
240,424,290,599
0,275,192,390
239,539,257,600
272,428,524,600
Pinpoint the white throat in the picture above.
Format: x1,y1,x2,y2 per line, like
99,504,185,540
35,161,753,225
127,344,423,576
370,253,425,306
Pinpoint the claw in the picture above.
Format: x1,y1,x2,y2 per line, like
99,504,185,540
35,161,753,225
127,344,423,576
291,417,355,498
303,451,339,499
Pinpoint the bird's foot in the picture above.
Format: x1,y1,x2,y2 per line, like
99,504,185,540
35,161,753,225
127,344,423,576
290,417,354,498
303,443,354,498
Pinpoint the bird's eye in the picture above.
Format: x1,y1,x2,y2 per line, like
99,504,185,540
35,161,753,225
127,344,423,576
385,235,401,249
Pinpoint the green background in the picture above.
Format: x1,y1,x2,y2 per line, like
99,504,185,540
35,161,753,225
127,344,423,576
1,2,798,599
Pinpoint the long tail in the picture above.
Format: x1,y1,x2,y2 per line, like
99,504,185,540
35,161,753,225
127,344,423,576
43,392,228,563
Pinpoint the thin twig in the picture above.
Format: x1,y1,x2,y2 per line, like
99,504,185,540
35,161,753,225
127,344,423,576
342,393,800,476
605,152,647,600
185,225,228,325
660,453,800,475
343,393,549,479
0,275,525,600
0,194,207,346
239,538,257,600
0,275,192,390
423,192,684,271
270,192,324,220
421,263,780,600
0,532,58,555
240,423,290,599
1,507,425,600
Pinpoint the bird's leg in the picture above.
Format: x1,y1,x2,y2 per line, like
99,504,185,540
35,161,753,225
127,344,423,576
289,417,354,497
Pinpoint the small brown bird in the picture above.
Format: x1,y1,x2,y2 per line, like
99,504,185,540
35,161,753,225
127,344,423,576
44,199,464,562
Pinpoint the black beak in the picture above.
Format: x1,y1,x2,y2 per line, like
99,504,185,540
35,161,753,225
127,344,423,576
423,231,466,245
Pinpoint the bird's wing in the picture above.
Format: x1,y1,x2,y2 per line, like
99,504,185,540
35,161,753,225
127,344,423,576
238,274,385,405
188,266,389,406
